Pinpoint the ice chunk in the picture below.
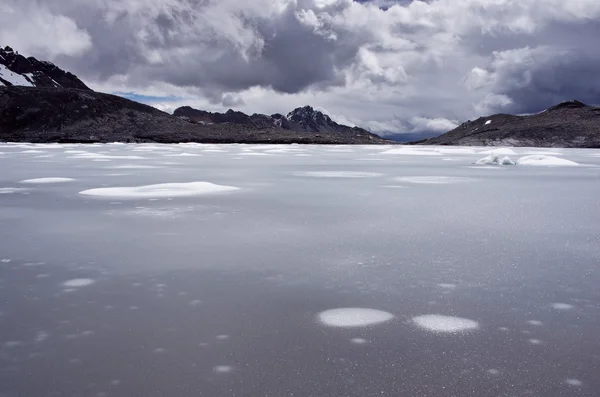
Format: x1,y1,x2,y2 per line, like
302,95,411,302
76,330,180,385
475,152,515,165
79,182,239,199
412,314,479,333
63,278,95,287
20,177,75,184
516,155,579,166
317,308,394,327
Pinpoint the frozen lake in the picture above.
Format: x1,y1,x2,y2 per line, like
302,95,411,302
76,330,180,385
0,143,599,396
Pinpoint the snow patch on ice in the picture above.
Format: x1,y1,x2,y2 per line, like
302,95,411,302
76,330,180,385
295,171,383,178
0,188,28,194
565,379,583,387
529,338,542,345
527,320,543,326
34,331,49,343
213,365,233,373
551,303,574,310
437,283,457,290
63,278,95,287
317,308,394,327
350,338,368,344
412,314,479,333
20,177,75,184
517,155,579,166
79,182,239,199
109,164,159,169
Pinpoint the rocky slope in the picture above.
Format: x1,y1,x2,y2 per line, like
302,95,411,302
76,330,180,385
0,46,90,90
419,101,600,148
0,86,389,144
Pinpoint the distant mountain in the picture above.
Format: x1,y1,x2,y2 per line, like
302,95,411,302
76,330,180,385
173,105,380,138
0,46,388,144
0,46,90,90
419,101,600,148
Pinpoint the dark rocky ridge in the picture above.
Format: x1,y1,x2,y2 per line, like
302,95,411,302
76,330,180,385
419,100,600,148
0,86,390,144
173,105,379,137
0,46,90,90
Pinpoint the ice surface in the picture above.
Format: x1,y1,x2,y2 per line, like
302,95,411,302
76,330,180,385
63,278,95,287
79,182,239,199
412,315,479,333
475,153,515,165
317,308,395,327
517,155,579,166
551,303,574,310
20,177,75,184
478,148,517,155
382,148,441,156
395,176,473,184
295,171,383,178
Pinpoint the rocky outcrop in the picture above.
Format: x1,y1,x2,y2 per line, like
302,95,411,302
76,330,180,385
419,101,600,148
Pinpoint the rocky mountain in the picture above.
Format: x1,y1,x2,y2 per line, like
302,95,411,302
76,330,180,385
0,86,389,144
0,46,90,90
173,105,379,137
419,100,600,148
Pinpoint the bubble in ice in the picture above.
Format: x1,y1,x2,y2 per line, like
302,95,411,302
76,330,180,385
412,315,480,333
317,308,395,327
63,278,95,287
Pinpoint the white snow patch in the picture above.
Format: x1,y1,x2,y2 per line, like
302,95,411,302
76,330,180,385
20,177,75,184
0,188,28,194
317,308,394,327
478,148,517,155
487,369,500,375
295,171,383,178
63,278,95,287
551,303,574,310
213,365,233,373
34,331,49,343
165,152,202,157
517,155,579,166
412,315,479,333
19,149,46,154
395,176,473,184
381,148,442,156
565,379,583,387
475,153,515,165
69,152,145,160
0,64,34,86
434,148,477,154
0,259,11,263
527,320,543,326
529,338,542,345
216,335,229,340
79,182,239,199
350,338,368,344
153,348,166,354
485,120,492,125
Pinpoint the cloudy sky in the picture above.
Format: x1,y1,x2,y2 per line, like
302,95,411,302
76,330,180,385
2,0,599,138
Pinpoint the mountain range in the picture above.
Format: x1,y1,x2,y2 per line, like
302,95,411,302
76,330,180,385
1,45,599,147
